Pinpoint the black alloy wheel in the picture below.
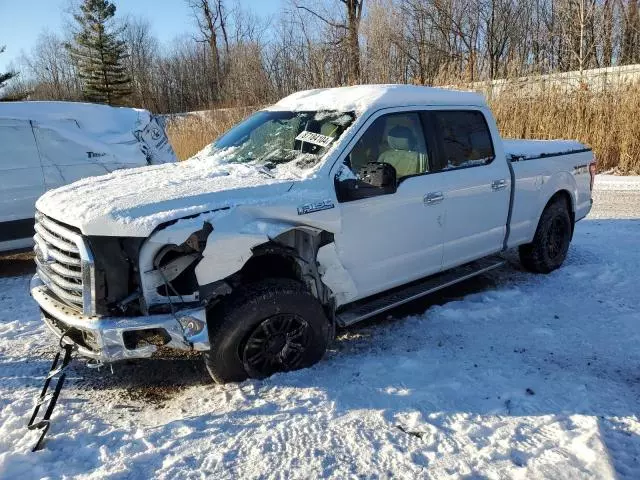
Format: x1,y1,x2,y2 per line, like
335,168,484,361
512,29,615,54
242,313,311,378
519,198,572,274
547,216,569,260
203,278,330,384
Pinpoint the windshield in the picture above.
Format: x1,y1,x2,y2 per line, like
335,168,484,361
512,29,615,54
209,110,355,171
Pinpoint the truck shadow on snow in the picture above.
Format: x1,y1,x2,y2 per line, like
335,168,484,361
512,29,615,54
70,353,210,404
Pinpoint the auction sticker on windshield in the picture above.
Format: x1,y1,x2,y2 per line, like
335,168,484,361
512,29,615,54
295,131,335,148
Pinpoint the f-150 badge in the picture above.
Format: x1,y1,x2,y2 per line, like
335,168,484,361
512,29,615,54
297,200,335,215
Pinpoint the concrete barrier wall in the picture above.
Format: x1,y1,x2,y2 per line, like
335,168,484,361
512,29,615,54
446,64,640,98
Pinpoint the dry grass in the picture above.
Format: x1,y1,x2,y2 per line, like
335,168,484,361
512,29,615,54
489,84,640,174
166,87,640,174
166,107,255,160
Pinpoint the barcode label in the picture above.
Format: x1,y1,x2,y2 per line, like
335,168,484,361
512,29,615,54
295,131,335,148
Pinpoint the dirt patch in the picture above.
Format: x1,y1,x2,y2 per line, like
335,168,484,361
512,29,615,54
123,384,185,407
70,354,210,409
0,251,35,277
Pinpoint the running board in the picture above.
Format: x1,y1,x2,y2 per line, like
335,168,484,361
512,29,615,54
336,255,506,327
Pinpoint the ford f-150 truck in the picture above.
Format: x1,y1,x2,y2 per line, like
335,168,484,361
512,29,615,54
30,85,595,383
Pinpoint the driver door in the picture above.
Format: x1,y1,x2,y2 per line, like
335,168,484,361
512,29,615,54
333,110,445,300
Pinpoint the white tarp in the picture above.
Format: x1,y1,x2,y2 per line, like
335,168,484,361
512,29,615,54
0,101,178,251
0,101,177,168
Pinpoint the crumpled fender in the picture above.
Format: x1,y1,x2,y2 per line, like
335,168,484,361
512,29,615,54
195,217,299,285
139,207,359,307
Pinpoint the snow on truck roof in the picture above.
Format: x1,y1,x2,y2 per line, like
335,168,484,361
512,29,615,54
268,84,486,114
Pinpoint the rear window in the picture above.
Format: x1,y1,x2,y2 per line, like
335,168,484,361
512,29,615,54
434,111,495,170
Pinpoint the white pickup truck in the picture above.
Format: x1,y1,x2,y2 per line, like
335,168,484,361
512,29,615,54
30,85,595,383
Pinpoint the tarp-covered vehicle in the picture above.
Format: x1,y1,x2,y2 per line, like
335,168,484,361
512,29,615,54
0,101,177,253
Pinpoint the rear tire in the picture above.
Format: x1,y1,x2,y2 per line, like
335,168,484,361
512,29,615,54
203,278,330,384
519,199,572,274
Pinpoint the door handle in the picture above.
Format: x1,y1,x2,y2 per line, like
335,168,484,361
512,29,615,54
491,179,507,191
424,192,444,205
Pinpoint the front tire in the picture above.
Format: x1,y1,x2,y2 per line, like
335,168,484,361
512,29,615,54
203,278,330,384
519,198,572,273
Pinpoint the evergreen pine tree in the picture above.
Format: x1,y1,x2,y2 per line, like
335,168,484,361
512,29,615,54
0,45,18,91
67,0,131,105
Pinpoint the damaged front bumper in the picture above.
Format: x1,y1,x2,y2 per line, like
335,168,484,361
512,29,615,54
30,275,210,363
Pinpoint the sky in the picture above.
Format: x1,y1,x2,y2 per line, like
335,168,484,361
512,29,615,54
0,0,284,71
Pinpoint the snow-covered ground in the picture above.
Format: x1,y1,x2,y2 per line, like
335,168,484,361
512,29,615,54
1,177,639,479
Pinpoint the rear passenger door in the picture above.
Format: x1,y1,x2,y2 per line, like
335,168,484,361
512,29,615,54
428,109,511,268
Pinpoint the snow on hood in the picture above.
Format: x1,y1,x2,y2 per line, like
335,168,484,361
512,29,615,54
36,149,296,237
268,84,485,115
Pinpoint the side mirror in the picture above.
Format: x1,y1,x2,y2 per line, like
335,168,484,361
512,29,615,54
336,162,397,201
358,162,397,192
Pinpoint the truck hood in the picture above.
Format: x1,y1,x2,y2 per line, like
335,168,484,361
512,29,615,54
36,155,296,237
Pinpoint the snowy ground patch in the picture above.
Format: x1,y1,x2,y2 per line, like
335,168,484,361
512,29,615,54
594,175,640,191
0,182,639,479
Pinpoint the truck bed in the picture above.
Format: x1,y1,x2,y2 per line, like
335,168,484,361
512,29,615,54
505,139,594,249
503,139,590,161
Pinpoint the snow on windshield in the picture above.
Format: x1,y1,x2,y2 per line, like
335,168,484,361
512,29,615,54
190,110,355,176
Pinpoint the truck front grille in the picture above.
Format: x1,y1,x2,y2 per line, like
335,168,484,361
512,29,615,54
34,211,95,315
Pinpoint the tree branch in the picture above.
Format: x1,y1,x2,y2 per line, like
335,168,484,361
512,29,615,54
295,5,348,30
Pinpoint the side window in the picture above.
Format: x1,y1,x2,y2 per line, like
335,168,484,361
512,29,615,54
348,112,429,181
433,111,495,170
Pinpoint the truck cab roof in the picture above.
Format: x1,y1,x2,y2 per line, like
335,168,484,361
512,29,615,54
267,84,487,116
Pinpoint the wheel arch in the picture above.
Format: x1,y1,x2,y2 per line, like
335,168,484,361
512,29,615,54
518,188,575,273
202,227,336,310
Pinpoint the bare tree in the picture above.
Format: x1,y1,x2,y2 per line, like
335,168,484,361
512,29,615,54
19,32,81,100
600,0,615,66
554,0,601,75
621,0,640,64
187,0,230,101
481,0,523,79
295,0,364,84
122,16,159,110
